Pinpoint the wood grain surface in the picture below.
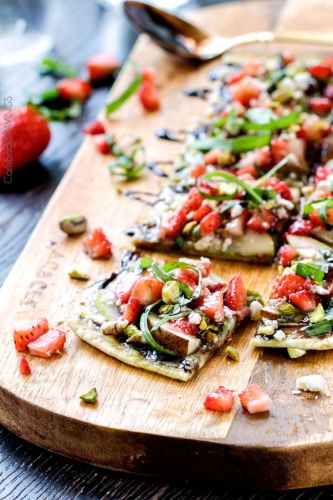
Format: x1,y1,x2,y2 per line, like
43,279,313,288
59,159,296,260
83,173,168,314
2,0,333,491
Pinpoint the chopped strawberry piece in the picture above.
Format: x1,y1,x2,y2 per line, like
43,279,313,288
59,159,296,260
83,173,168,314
93,135,112,154
19,355,31,376
13,318,49,352
278,244,298,267
287,220,314,236
192,204,212,223
200,212,222,236
57,78,92,101
178,258,211,278
142,66,157,84
280,50,295,66
130,277,163,305
192,286,210,308
170,316,199,336
289,290,319,313
264,178,292,200
161,209,187,239
83,228,112,259
246,209,277,233
239,383,272,414
183,188,204,212
114,272,139,304
122,297,142,324
309,211,325,229
309,97,333,115
204,386,235,412
28,329,66,358
308,64,332,81
190,163,206,178
204,149,222,165
82,120,106,135
230,76,261,107
177,267,199,284
177,274,197,290
208,282,227,293
225,275,247,313
236,165,258,179
255,146,273,169
87,54,120,81
297,116,331,142
269,274,308,299
200,290,224,322
139,81,160,111
314,166,330,186
271,137,289,163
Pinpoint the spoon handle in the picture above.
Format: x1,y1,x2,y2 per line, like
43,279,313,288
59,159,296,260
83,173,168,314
274,31,333,46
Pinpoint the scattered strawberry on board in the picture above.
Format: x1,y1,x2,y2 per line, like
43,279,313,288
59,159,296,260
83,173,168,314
204,383,272,414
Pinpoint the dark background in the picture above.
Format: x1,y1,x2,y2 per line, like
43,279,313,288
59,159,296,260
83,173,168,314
1,0,332,498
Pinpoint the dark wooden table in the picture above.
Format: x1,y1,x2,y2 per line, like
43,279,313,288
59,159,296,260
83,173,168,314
1,0,333,497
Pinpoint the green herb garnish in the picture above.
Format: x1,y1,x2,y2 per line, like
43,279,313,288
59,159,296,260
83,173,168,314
191,133,271,153
140,301,176,355
303,198,333,224
80,387,98,403
295,262,325,282
105,71,142,116
243,110,301,131
204,171,263,205
39,57,77,78
109,141,145,181
254,154,294,187
303,320,333,336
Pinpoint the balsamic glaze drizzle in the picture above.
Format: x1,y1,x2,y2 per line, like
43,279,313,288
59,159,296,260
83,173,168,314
184,87,212,99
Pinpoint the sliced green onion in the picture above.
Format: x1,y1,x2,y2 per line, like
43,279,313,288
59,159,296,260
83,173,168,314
204,171,263,205
151,310,191,332
243,110,301,131
191,133,271,153
152,262,193,299
198,188,237,202
303,319,333,336
295,262,325,282
39,58,77,78
105,71,142,116
254,154,294,187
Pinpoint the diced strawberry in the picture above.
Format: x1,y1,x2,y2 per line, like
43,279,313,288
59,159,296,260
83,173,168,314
278,244,298,267
192,286,210,308
122,297,142,324
269,274,308,299
139,81,160,111
190,163,206,178
289,290,319,313
204,386,235,412
236,165,258,179
178,258,211,278
271,137,289,163
225,275,247,313
130,277,163,305
161,209,187,239
255,146,273,169
28,329,66,358
308,211,325,229
228,61,263,84
204,149,222,165
57,78,92,101
13,318,49,352
82,120,106,135
308,64,332,81
177,268,199,284
142,66,157,84
287,220,314,236
297,116,331,142
93,135,112,154
183,187,204,212
87,54,120,81
19,355,31,376
199,180,220,197
177,274,197,290
191,204,212,223
200,290,224,322
280,50,295,66
326,208,333,225
246,209,277,233
314,166,330,186
239,383,272,414
309,97,333,115
83,228,112,259
230,77,261,107
208,282,227,293
114,272,139,304
200,212,222,236
169,316,199,336
264,178,292,200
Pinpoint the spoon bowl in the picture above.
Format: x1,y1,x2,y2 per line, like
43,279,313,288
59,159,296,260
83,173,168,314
124,1,333,62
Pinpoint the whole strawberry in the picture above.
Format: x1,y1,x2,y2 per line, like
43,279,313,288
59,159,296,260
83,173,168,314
0,107,51,177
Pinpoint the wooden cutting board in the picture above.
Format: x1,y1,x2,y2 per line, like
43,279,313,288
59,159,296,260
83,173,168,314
2,0,333,490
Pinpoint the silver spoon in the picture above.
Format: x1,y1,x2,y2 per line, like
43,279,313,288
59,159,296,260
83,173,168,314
124,0,333,62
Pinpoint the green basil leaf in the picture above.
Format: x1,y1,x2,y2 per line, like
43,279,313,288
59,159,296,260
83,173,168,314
254,154,293,187
303,319,333,336
105,72,142,116
204,171,263,205
191,133,271,153
198,189,237,202
39,57,77,78
151,310,191,332
152,262,193,299
295,262,325,282
243,111,301,131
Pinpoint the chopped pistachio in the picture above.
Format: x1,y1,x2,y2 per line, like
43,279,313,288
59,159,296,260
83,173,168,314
287,348,306,359
68,269,90,280
59,214,87,236
309,303,325,324
182,221,197,236
80,387,97,404
199,317,208,331
162,281,181,304
124,324,140,337
204,331,218,342
191,225,201,240
226,345,240,362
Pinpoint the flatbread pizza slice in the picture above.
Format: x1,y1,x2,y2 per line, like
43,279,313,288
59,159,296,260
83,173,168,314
70,255,261,381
